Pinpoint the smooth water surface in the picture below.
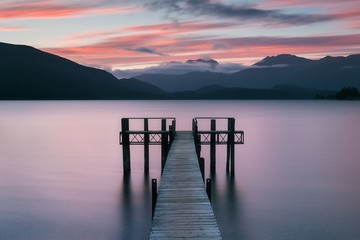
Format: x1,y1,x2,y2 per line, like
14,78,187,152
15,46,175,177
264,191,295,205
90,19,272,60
1,100,360,240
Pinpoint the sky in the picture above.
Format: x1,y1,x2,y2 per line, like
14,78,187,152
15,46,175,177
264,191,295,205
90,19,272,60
1,0,360,72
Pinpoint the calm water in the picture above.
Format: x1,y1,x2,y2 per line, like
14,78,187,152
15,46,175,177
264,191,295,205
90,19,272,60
1,100,360,240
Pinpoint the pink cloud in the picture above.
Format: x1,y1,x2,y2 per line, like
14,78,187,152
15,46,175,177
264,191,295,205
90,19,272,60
0,0,140,19
330,10,360,29
66,17,360,66
213,34,360,48
0,25,28,31
57,20,244,63
64,20,238,45
263,0,360,27
43,32,360,69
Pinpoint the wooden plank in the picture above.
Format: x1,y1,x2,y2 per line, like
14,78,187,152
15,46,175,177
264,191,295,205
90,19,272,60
149,131,222,239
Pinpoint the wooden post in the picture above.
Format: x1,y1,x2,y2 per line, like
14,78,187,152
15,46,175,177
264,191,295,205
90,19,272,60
226,120,230,173
172,119,176,139
152,178,157,219
169,119,176,145
161,118,167,174
230,118,235,175
206,178,211,202
210,119,216,174
199,157,205,182
192,118,198,137
121,118,131,174
196,134,201,158
226,118,235,172
169,124,173,143
144,118,149,174
193,119,200,157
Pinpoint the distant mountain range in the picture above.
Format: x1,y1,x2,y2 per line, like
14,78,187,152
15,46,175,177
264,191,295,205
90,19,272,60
0,42,359,100
133,54,360,94
112,57,243,78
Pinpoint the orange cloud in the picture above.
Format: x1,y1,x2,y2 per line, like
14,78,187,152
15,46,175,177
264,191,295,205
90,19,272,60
0,1,140,19
0,25,28,31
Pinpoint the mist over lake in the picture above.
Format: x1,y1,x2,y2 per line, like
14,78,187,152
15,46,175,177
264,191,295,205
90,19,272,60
1,100,360,240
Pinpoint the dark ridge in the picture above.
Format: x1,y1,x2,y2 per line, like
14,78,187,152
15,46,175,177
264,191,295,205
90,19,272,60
0,42,165,100
253,54,313,66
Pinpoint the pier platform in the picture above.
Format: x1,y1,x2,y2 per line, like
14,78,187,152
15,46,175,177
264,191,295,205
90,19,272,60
149,131,222,239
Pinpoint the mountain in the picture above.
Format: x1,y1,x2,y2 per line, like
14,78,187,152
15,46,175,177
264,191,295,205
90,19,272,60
134,71,229,92
112,58,244,78
1,42,359,100
231,54,360,90
0,42,165,100
253,54,313,66
186,58,219,68
135,54,360,93
117,78,165,95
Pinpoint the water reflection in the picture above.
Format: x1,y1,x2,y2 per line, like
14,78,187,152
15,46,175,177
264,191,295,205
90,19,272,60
118,145,162,240
119,173,152,240
210,169,248,240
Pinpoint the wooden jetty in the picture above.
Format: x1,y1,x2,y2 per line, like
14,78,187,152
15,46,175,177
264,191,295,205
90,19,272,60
149,131,222,239
119,117,244,239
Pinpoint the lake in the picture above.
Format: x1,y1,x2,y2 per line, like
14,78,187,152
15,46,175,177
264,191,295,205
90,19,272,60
1,100,360,240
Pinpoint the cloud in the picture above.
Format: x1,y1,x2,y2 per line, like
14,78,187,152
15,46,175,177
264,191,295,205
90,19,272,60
146,0,334,26
0,0,140,19
0,25,28,31
262,0,360,29
263,0,358,8
63,20,235,46
112,58,245,78
125,20,237,33
214,34,360,47
44,32,360,71
127,47,168,56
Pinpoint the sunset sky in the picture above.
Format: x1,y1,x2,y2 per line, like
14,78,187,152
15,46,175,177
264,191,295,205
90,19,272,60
1,0,360,71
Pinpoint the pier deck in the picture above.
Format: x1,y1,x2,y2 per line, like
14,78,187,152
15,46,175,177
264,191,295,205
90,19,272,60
149,131,222,239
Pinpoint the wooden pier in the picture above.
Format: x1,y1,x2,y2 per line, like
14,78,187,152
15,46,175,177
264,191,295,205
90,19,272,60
119,117,244,239
149,131,222,239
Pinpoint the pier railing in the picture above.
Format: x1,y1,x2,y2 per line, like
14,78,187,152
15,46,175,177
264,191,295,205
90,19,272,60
192,117,244,174
195,130,244,145
120,117,244,175
120,118,176,174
